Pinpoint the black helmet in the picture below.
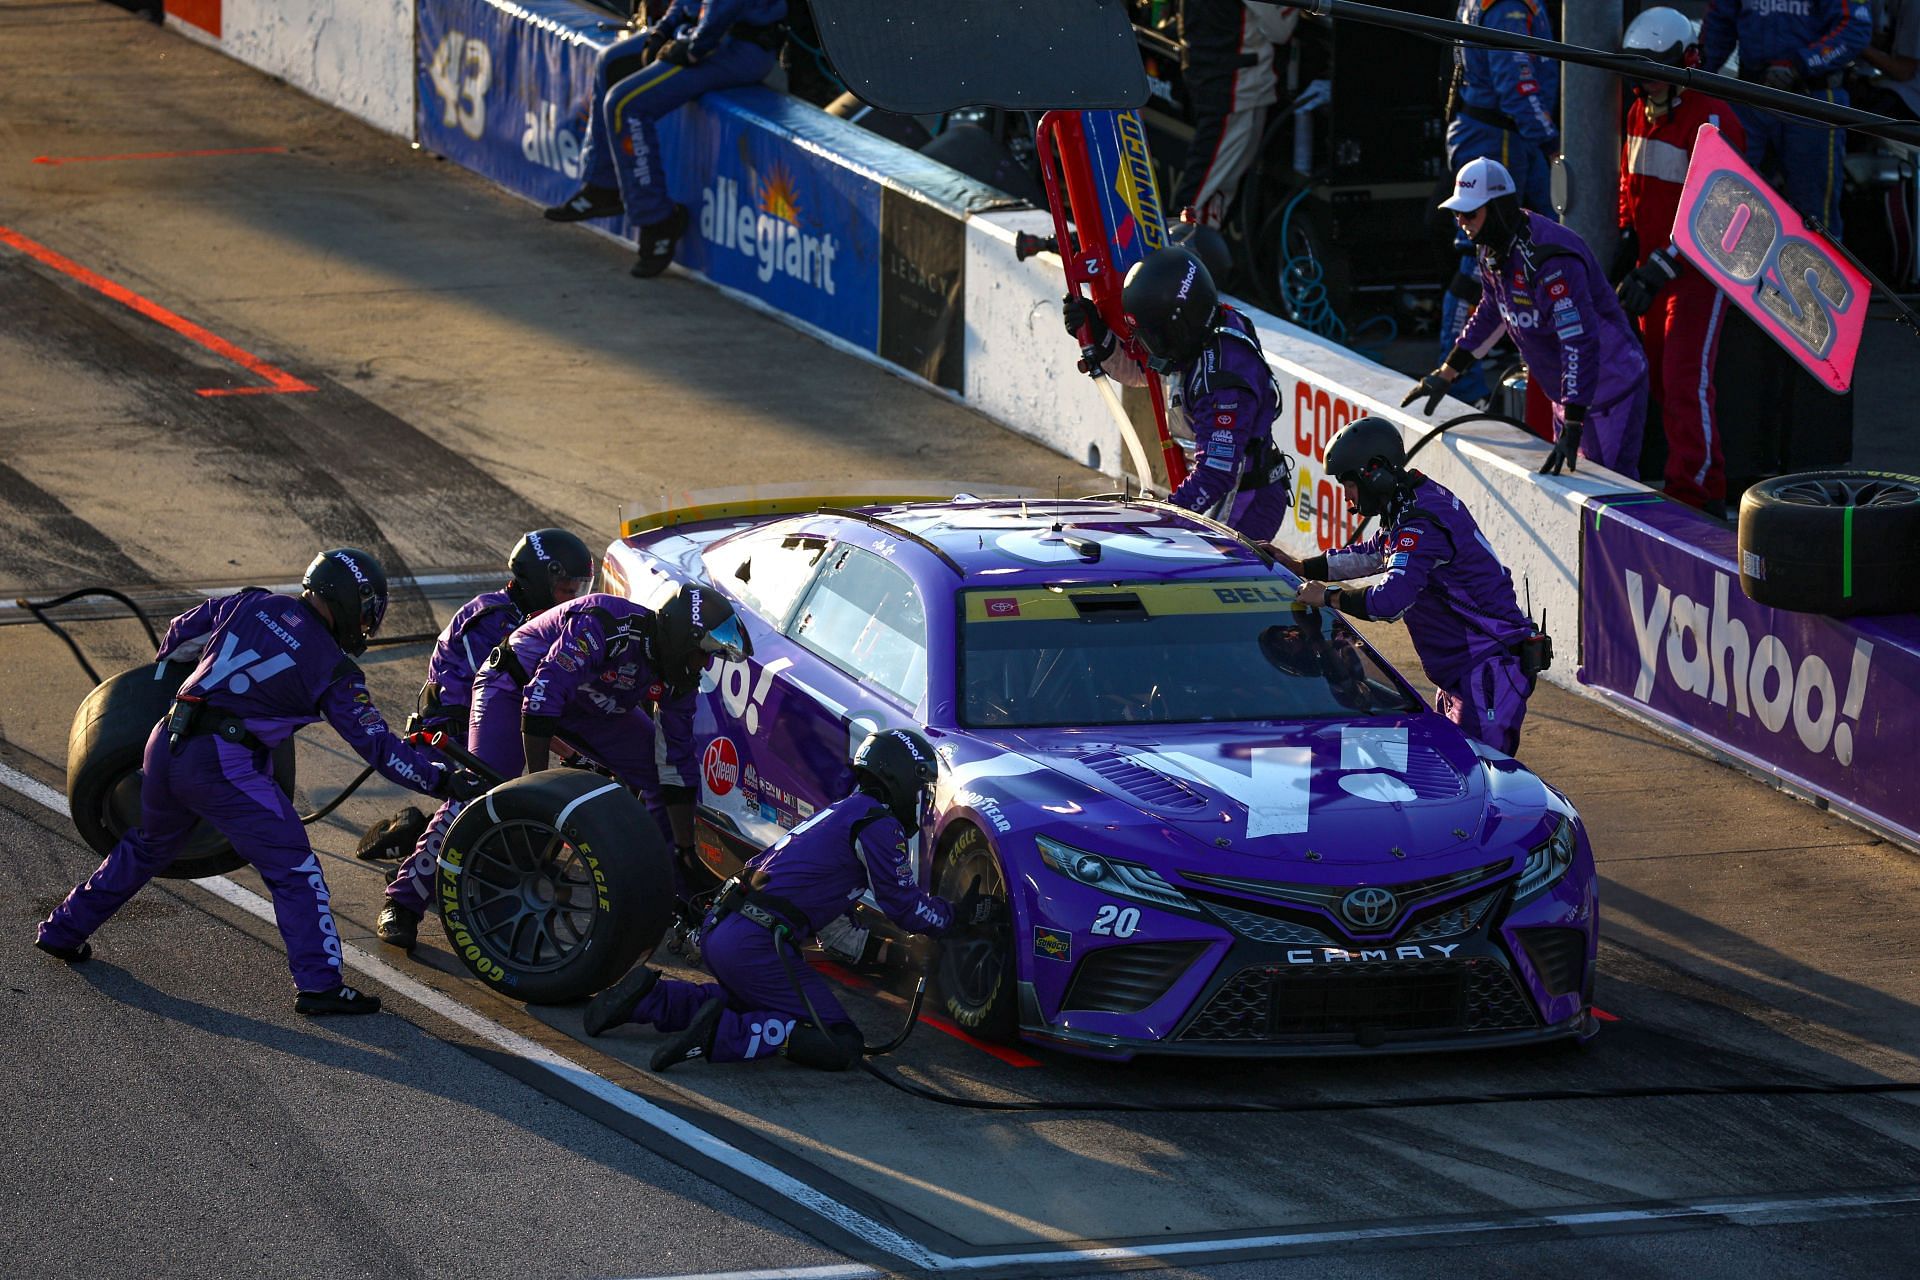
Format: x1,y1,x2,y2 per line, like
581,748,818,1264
1323,416,1409,518
1168,217,1233,289
652,583,751,689
508,528,595,614
852,728,939,828
1121,247,1218,374
302,547,388,656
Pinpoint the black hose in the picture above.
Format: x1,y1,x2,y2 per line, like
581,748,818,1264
299,765,377,826
771,921,930,1061
1351,408,1541,540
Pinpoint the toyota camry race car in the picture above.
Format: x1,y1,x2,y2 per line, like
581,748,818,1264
602,491,1599,1059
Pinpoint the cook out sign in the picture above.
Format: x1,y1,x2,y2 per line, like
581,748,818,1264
1287,379,1368,553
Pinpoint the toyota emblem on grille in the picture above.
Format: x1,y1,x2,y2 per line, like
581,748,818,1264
1341,886,1398,929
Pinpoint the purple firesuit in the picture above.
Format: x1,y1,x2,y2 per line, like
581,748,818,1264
466,593,696,835
1456,211,1648,475
622,796,954,1063
1103,305,1292,540
385,589,525,916
1305,475,1537,754
39,590,452,991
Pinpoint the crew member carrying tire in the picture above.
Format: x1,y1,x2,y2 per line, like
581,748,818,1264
35,549,486,1014
1263,418,1548,755
583,728,1004,1073
1062,245,1293,540
465,582,748,894
373,528,596,951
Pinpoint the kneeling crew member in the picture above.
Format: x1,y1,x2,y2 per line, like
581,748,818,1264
1266,418,1545,755
36,549,483,1013
376,528,596,950
1062,245,1293,540
584,728,1001,1072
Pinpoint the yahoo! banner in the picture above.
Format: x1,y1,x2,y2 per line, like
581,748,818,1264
1580,496,1920,845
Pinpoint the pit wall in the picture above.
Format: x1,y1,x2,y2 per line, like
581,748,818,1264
153,0,1917,848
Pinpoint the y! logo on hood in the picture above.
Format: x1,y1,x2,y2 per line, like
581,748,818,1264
700,169,840,293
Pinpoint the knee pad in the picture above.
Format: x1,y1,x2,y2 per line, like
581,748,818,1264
781,1020,865,1071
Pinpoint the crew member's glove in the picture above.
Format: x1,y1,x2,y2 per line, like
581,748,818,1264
642,25,672,60
953,876,1009,929
1401,369,1455,416
1539,406,1585,476
1761,63,1799,92
654,38,696,66
1061,294,1108,344
442,767,491,803
1607,226,1640,285
1616,254,1680,318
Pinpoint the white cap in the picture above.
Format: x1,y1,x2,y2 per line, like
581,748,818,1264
1439,157,1517,213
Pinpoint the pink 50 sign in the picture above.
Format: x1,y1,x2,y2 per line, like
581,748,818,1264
1673,125,1868,394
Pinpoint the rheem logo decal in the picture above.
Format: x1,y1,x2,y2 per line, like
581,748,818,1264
703,736,740,797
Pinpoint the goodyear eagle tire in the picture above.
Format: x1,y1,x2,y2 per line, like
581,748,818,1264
66,661,297,880
934,824,1018,1041
437,769,671,1004
1737,470,1920,617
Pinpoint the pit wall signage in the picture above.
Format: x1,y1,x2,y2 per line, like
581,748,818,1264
1579,496,1920,845
1269,370,1370,556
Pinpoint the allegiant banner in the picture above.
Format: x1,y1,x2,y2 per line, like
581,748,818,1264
1580,496,1920,844
416,0,881,353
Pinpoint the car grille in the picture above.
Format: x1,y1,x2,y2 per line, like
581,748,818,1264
1515,927,1586,997
1061,941,1208,1014
1079,751,1209,811
1401,890,1502,942
1179,959,1539,1041
1198,899,1336,946
1183,861,1510,937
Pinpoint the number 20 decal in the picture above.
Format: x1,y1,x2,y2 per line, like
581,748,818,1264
1091,905,1140,938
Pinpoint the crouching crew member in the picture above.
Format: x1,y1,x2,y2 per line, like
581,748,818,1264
584,729,1003,1073
375,529,596,950
465,583,748,885
35,549,484,1014
1062,244,1293,540
1264,418,1547,755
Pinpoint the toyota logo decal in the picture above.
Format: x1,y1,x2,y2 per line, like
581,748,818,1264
1341,886,1398,929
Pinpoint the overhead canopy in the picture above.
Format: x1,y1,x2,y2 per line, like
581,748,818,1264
804,0,1148,113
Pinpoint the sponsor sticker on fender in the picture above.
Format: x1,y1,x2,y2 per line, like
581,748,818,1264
703,736,740,797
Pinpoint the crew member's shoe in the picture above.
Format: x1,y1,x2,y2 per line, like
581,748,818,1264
376,902,421,952
584,966,661,1037
356,806,427,861
35,934,92,963
630,204,690,278
650,996,724,1072
544,185,623,222
295,984,383,1016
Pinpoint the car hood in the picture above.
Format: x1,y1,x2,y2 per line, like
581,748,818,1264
983,717,1500,868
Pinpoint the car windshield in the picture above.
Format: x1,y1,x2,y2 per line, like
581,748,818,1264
959,580,1422,728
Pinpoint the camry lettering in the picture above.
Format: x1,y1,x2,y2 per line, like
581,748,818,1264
1283,943,1459,964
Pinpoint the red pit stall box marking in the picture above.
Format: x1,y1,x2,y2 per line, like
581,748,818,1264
32,147,288,166
0,225,316,398
808,957,1043,1068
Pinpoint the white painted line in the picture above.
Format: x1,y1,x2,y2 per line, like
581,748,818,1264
0,759,68,814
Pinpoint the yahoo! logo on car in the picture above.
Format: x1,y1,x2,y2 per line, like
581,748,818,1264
1625,568,1873,764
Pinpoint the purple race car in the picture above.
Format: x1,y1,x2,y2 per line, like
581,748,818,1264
604,493,1599,1059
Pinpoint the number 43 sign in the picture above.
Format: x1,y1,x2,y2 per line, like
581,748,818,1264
1674,124,1868,394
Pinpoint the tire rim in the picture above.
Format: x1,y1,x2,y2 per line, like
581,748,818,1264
1774,476,1920,508
459,818,600,973
942,844,1009,1009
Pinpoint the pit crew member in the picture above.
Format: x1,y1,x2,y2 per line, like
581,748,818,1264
1614,9,1749,515
35,549,482,1014
1702,0,1870,238
1172,2,1300,228
584,729,1001,1072
1405,158,1648,478
1264,418,1543,755
374,528,596,951
1062,245,1293,540
544,0,789,277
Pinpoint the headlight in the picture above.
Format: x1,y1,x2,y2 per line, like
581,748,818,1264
1036,835,1195,912
1514,817,1577,905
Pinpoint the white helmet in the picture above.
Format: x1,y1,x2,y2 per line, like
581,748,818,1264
1622,7,1696,67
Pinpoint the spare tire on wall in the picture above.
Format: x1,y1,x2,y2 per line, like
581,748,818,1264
1738,471,1920,617
66,661,298,880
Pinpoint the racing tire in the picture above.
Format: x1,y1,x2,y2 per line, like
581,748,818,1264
65,661,296,880
1737,470,1920,617
934,824,1018,1041
437,769,671,1004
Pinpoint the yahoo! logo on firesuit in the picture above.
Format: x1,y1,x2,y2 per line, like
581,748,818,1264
746,1017,795,1058
1625,568,1873,764
699,172,840,293
293,854,344,970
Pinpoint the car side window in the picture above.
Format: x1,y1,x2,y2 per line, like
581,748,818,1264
791,546,927,707
704,527,827,629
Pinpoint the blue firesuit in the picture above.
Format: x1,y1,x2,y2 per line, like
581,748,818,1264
1102,305,1293,540
384,589,524,917
1701,0,1871,238
1305,475,1538,754
1442,0,1560,399
577,0,788,226
39,591,452,992
618,796,955,1063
